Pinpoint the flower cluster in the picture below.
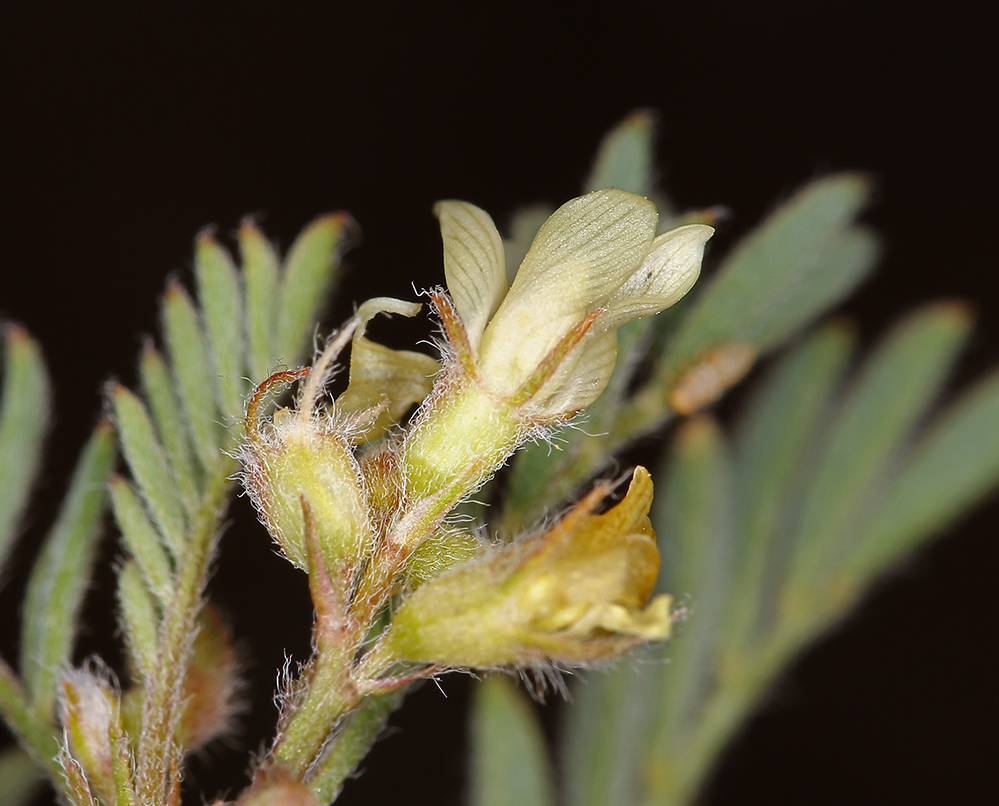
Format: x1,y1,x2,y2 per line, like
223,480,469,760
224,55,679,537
241,187,708,684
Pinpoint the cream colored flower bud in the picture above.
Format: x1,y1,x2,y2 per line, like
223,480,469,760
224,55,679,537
59,667,119,806
435,189,712,417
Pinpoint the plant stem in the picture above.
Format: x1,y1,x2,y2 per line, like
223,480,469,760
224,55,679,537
134,457,234,805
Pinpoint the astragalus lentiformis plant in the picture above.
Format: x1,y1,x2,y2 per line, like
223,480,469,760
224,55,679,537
2,112,998,806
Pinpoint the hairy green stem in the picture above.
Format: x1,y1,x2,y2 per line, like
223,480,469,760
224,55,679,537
309,690,405,803
134,457,234,805
270,650,356,779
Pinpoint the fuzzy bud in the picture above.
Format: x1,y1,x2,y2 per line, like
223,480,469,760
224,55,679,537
59,667,119,806
243,370,374,575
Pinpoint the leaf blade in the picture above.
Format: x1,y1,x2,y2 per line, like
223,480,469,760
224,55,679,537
239,219,282,383
644,417,736,806
470,677,556,806
194,232,248,424
0,746,45,806
110,476,174,607
561,657,657,806
20,422,116,717
162,282,225,472
725,323,855,646
584,109,657,197
0,325,50,576
139,343,201,517
275,213,352,367
846,368,999,583
112,385,187,560
666,174,875,370
782,302,973,604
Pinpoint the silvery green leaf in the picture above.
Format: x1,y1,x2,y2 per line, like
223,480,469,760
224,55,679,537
163,281,224,472
117,559,160,682
275,213,353,367
110,476,173,607
195,231,248,425
724,323,855,646
584,109,657,197
0,746,44,806
20,422,116,718
112,385,186,560
139,343,201,517
0,325,50,579
664,174,874,368
561,656,657,806
846,368,999,583
782,303,972,606
239,219,281,383
470,677,555,806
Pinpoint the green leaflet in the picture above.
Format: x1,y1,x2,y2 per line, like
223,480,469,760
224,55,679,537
781,302,973,620
112,385,187,561
139,344,201,517
0,746,44,806
239,219,282,383
585,109,657,197
724,323,855,647
195,231,248,424
20,423,116,718
561,654,658,806
470,677,556,806
117,559,160,681
0,659,61,781
643,418,736,806
275,213,352,368
663,174,874,368
0,325,50,577
309,691,406,804
845,368,999,585
110,476,173,608
162,282,225,473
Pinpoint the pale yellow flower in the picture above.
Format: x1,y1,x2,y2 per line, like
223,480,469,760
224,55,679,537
435,188,712,416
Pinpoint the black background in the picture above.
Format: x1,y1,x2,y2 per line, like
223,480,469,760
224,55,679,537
2,3,997,805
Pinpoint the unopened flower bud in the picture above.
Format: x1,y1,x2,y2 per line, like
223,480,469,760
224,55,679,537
243,370,374,574
59,666,119,806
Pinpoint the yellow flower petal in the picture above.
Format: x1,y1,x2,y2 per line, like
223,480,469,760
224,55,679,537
477,189,658,395
337,297,441,439
531,329,619,415
600,223,713,330
435,200,508,350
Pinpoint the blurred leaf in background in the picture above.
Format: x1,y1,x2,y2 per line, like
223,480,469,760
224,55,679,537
471,113,999,806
